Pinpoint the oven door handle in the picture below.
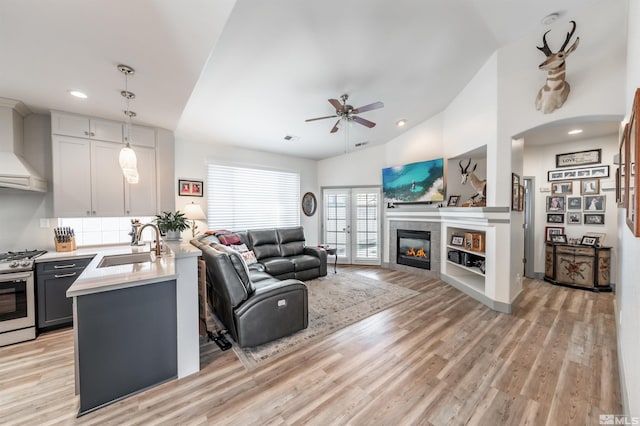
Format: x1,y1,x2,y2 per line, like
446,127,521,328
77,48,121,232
53,264,76,269
54,272,77,279
2,272,32,280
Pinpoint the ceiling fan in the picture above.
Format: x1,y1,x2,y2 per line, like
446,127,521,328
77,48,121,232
305,94,384,133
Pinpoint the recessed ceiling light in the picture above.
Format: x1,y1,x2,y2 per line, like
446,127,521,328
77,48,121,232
68,90,87,99
396,119,407,127
568,129,583,135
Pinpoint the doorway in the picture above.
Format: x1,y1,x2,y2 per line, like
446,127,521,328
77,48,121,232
322,187,381,265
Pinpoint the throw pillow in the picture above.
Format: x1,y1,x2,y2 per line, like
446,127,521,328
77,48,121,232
241,250,258,265
218,233,242,245
231,243,249,253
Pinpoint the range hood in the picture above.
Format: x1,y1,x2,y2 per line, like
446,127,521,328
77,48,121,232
0,98,47,192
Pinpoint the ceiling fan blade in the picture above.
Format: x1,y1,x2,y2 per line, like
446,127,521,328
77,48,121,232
330,119,341,133
305,115,337,122
352,116,376,128
353,101,384,114
328,98,344,112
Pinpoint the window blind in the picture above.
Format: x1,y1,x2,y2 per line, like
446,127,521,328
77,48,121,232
207,164,300,230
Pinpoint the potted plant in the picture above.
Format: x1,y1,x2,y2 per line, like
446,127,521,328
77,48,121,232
155,211,189,240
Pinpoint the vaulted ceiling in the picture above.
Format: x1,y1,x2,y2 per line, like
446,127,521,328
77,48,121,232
0,0,613,160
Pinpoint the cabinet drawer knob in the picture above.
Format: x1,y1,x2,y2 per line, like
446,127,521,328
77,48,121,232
84,131,89,136
54,272,77,278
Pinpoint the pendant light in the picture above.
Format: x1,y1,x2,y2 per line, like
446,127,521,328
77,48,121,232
118,64,138,184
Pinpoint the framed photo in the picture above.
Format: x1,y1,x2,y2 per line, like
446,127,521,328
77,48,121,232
547,213,564,224
584,195,606,212
450,235,464,246
567,212,582,224
178,179,204,197
584,213,605,225
545,226,564,242
567,196,582,210
619,124,627,208
547,165,610,182
580,235,599,246
447,195,460,207
585,232,606,247
546,195,565,212
551,181,573,195
511,173,520,211
551,234,568,244
518,185,524,211
556,149,601,168
580,178,600,195
626,87,640,236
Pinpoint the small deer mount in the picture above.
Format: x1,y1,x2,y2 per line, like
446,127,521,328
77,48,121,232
459,159,486,207
535,20,580,114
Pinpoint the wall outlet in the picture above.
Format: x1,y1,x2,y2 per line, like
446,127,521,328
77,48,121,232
40,218,50,228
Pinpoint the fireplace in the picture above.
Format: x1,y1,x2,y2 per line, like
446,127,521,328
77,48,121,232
397,229,431,270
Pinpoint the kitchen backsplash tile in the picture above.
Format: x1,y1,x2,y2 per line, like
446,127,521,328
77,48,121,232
58,216,154,247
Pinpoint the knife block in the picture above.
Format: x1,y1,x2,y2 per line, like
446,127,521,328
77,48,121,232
55,236,76,252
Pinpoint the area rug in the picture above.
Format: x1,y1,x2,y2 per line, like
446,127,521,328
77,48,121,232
231,271,419,371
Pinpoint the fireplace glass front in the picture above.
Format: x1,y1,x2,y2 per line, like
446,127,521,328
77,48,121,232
397,230,431,270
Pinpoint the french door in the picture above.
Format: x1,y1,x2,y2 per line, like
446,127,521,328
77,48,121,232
322,187,381,265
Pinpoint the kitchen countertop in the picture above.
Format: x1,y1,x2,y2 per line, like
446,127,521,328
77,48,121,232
60,241,200,298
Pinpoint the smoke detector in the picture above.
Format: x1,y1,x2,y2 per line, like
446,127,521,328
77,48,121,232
283,134,300,142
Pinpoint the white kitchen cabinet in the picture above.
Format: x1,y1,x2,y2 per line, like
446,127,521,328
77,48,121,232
52,111,123,143
129,125,156,148
52,136,125,217
125,146,157,216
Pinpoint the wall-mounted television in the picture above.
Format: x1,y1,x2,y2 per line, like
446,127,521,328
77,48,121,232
382,158,444,204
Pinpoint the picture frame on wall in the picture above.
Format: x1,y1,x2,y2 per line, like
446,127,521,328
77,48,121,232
567,212,582,224
178,179,204,197
545,226,565,242
547,213,564,224
547,165,610,182
555,149,601,168
546,195,565,212
584,213,605,225
511,173,520,211
619,124,627,208
567,196,582,210
580,178,600,195
518,185,524,211
626,88,640,236
551,181,573,195
584,195,606,212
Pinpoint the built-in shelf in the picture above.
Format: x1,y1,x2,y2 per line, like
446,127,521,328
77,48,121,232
446,259,485,277
445,244,485,258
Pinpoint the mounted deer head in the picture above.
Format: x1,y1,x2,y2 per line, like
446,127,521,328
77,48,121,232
459,159,487,206
535,20,580,114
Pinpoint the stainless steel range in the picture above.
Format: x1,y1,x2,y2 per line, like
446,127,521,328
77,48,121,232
0,250,47,346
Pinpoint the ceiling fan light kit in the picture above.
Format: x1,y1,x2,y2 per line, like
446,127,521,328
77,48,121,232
305,93,384,134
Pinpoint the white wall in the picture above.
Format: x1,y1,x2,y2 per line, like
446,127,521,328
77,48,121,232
617,0,640,418
174,140,320,244
523,135,619,277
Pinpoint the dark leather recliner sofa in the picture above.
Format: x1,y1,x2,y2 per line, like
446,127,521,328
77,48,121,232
192,226,325,347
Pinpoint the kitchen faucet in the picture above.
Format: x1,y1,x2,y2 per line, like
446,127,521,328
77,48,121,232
136,223,163,256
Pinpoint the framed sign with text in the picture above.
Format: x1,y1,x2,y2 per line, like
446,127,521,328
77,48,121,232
555,149,601,168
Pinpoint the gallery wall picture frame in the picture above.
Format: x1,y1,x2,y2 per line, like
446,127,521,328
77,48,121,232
584,195,606,212
547,213,564,224
551,181,573,195
626,87,640,237
555,149,602,168
511,173,520,211
301,192,317,217
580,178,600,195
518,185,524,211
547,165,610,182
584,213,605,225
546,195,566,212
619,122,629,208
545,226,565,242
567,196,582,210
567,212,582,224
178,179,204,197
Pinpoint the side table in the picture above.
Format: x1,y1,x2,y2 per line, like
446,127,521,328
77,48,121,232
325,247,337,273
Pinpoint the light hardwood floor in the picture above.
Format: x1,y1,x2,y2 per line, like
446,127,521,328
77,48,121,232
0,267,621,425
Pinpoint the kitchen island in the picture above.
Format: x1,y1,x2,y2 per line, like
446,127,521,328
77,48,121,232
65,241,201,416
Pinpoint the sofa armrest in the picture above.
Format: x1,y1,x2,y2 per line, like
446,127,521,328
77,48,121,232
304,246,327,276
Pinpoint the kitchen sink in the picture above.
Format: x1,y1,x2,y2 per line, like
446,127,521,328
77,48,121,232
97,252,154,268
